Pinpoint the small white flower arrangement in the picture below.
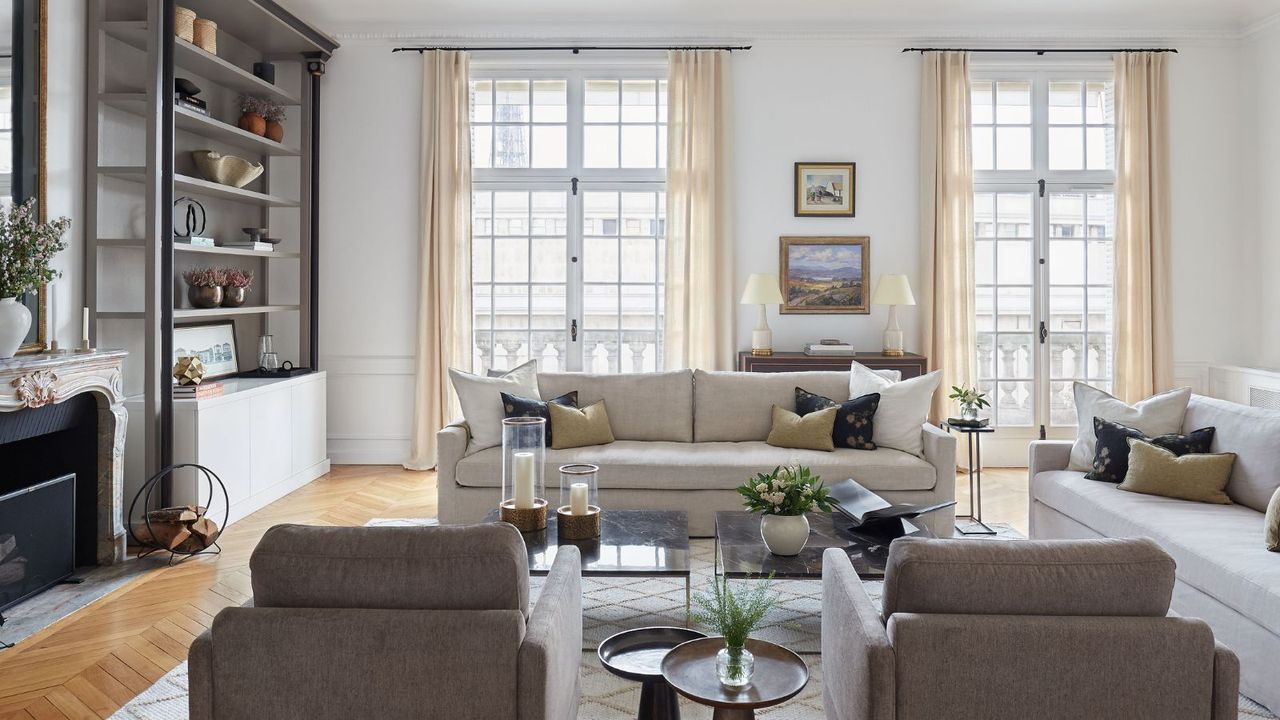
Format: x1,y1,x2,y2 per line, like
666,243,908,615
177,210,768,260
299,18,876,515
736,464,834,517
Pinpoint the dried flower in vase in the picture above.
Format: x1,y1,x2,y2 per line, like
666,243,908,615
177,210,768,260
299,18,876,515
222,268,253,289
181,267,227,288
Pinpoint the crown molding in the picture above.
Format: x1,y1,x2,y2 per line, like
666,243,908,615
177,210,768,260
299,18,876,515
1241,10,1280,41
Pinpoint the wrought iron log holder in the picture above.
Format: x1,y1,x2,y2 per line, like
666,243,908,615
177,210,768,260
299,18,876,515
127,463,229,565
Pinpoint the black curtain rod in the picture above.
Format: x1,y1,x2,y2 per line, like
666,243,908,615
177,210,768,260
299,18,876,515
903,47,1177,54
392,45,750,54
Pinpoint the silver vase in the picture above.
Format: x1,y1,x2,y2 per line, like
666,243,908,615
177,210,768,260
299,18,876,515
222,286,248,307
187,285,223,309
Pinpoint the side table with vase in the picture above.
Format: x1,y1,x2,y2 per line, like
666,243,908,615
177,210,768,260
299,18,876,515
661,637,809,720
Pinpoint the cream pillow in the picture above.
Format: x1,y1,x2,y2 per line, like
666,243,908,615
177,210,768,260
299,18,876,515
1118,439,1235,505
1266,487,1280,552
848,363,942,457
1067,383,1192,471
766,405,837,452
448,360,539,450
549,400,616,449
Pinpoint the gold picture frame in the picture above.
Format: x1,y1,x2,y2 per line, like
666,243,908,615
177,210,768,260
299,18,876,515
779,236,870,314
794,161,855,217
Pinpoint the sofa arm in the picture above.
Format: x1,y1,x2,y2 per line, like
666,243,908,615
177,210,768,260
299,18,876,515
435,422,470,523
922,423,956,499
821,549,895,720
1211,641,1240,720
1029,440,1073,478
519,546,582,720
188,629,214,720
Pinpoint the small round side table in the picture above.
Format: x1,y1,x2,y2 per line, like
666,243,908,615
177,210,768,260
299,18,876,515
598,626,707,720
661,637,808,720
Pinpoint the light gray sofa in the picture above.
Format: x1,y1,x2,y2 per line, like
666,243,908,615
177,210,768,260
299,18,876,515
1030,394,1280,714
189,524,582,720
822,536,1239,720
438,369,957,536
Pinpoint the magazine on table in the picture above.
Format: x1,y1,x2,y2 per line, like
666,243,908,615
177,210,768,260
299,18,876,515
827,478,956,537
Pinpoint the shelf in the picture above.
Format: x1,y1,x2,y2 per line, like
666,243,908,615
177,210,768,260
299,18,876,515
101,93,300,156
173,0,337,56
174,305,300,319
102,22,300,105
178,244,299,259
98,166,300,208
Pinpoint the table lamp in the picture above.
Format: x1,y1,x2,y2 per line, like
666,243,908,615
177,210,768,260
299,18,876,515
740,273,784,356
872,274,915,356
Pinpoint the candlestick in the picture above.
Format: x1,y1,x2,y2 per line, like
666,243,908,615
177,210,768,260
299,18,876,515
569,483,589,515
81,306,89,343
512,451,536,509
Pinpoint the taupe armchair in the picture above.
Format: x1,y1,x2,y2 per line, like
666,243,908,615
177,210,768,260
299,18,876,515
822,537,1239,720
189,523,581,720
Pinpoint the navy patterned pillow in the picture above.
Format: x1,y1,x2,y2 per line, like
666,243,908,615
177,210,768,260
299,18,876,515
795,387,880,451
500,391,578,447
1086,417,1216,483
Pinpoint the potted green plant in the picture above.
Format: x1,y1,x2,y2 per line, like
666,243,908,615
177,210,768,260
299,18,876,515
221,268,253,307
949,384,990,422
182,267,227,308
736,464,833,556
0,199,71,358
691,575,778,688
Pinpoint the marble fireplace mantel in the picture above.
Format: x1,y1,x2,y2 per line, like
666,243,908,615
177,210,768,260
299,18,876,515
0,349,128,564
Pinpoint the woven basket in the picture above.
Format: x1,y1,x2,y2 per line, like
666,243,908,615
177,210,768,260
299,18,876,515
191,150,263,188
174,6,195,43
192,18,217,55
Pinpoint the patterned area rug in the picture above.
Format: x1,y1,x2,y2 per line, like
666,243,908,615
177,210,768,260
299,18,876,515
110,527,1277,719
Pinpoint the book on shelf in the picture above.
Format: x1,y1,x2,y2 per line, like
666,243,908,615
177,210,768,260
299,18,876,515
946,417,990,428
173,381,224,399
217,241,273,252
804,343,858,356
174,96,209,115
176,235,216,247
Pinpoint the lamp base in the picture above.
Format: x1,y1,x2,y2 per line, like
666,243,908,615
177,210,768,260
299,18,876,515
751,326,773,356
880,348,905,357
751,348,773,356
500,498,548,532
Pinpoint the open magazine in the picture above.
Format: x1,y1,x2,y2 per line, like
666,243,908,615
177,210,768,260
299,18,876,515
827,478,956,538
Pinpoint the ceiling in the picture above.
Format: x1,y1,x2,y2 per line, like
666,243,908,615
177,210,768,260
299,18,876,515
278,0,1276,38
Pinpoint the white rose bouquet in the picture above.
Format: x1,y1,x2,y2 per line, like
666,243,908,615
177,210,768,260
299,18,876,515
736,464,834,517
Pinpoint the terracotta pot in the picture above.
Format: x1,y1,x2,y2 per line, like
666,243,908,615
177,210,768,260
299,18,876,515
264,120,284,143
187,285,223,309
238,112,266,136
221,286,248,307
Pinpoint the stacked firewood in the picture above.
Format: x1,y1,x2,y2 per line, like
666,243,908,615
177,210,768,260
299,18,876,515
133,506,221,554
0,534,26,587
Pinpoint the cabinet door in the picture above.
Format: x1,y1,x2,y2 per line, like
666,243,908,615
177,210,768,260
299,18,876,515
195,400,253,510
250,388,293,495
292,375,327,472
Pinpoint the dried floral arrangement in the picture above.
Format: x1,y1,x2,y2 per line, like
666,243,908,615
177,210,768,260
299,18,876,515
182,267,227,288
222,268,254,288
239,94,285,122
0,199,72,298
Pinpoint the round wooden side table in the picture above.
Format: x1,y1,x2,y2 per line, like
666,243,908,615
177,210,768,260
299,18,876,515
598,626,708,720
660,637,809,720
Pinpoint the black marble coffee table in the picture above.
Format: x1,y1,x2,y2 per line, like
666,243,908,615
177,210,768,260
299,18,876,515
714,511,932,580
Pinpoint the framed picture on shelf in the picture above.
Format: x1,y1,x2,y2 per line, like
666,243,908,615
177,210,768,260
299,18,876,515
794,162,856,217
173,321,239,379
779,236,870,314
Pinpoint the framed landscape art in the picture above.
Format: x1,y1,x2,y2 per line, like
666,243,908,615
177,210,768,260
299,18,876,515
779,236,870,314
794,162,855,217
173,321,239,379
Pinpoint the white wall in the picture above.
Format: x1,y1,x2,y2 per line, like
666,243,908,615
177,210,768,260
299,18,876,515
1244,23,1280,369
45,0,87,348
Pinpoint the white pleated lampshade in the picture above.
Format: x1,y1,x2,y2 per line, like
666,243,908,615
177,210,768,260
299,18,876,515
740,273,784,304
872,274,916,306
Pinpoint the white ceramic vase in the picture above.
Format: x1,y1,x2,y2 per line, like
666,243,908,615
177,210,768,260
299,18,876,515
0,297,31,359
760,513,810,556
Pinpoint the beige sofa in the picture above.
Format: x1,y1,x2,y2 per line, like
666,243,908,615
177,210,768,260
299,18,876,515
1030,394,1280,714
438,369,956,536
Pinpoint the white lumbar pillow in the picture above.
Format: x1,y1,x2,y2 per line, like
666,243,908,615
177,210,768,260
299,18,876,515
1067,382,1192,471
848,362,942,457
448,360,540,450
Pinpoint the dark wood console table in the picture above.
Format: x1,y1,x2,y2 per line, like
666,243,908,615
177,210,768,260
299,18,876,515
737,351,928,378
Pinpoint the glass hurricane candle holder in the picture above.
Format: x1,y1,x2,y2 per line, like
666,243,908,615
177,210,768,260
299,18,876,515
500,417,547,532
556,463,600,540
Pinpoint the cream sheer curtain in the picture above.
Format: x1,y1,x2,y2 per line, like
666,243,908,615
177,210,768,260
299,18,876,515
1113,52,1173,402
664,50,735,371
919,51,976,421
405,51,472,470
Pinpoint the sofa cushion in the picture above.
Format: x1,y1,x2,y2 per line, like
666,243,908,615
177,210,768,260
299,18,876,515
538,370,693,443
1118,440,1235,505
1067,383,1191,472
454,440,937,492
1084,417,1215,483
694,370,853,442
766,405,837,451
1032,470,1280,633
796,388,879,450
1183,394,1280,512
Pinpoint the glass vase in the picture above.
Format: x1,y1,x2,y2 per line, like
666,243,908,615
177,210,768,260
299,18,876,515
961,404,980,422
716,644,754,688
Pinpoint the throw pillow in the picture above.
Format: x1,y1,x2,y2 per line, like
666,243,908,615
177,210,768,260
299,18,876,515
1067,383,1192,472
1118,439,1235,505
500,391,578,447
1085,418,1216,483
795,387,880,450
448,360,540,450
766,405,837,452
848,363,942,456
548,400,616,449
1266,487,1280,552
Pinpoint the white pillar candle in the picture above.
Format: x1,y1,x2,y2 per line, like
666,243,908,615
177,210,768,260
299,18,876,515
82,306,90,343
512,451,536,509
569,482,589,515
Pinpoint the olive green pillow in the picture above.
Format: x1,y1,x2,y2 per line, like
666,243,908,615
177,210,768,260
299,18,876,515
548,400,615,449
766,405,837,452
1118,439,1235,505
1266,487,1280,553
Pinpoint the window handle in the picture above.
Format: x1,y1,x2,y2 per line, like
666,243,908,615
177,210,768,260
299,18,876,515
571,319,578,342
1039,321,1048,344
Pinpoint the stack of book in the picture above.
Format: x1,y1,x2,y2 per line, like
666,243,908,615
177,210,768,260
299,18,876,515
173,381,224,400
804,340,858,356
218,240,273,252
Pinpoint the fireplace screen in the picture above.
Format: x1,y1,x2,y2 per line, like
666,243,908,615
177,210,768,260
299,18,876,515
0,473,75,611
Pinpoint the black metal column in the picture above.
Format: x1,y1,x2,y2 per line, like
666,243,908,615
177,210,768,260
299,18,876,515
159,0,176,482
304,54,326,370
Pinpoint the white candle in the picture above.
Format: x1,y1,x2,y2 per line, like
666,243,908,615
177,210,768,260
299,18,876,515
512,451,536,509
81,306,89,343
569,482,589,515
45,288,54,350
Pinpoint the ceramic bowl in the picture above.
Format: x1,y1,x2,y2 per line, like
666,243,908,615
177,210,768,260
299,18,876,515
192,150,263,189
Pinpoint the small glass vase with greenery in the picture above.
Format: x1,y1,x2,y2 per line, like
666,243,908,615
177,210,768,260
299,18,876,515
948,384,990,422
691,575,778,688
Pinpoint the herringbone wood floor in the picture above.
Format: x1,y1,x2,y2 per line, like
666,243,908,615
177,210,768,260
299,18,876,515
0,465,1029,719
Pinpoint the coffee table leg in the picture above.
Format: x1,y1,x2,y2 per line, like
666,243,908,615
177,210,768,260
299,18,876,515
638,679,682,720
711,708,754,720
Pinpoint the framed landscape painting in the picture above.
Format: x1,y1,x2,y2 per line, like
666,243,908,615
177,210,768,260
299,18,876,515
173,321,240,379
794,162,855,217
779,236,870,314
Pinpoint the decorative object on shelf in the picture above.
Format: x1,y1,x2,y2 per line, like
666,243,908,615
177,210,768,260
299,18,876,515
872,273,915,356
191,150,264,189
79,306,92,352
242,227,268,243
948,384,989,422
252,61,276,84
500,417,548,532
240,360,310,379
173,77,207,115
127,463,228,565
174,6,196,43
794,161,855,217
263,103,286,143
779,235,870,315
174,196,207,238
803,339,857,356
237,95,267,136
182,267,226,308
174,379,223,399
737,464,833,556
221,269,253,307
691,574,778,688
192,17,217,55
173,321,239,379
557,463,601,540
260,351,280,370
740,273,784,356
172,356,206,386
0,199,71,358
257,334,273,367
